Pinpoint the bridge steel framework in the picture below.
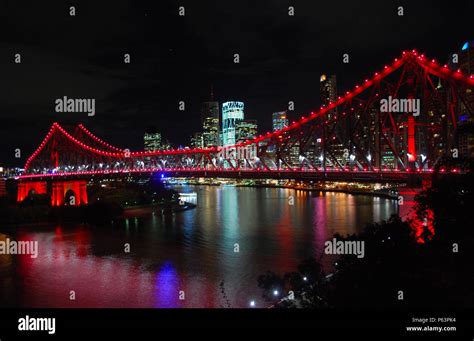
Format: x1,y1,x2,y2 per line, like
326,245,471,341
17,50,473,206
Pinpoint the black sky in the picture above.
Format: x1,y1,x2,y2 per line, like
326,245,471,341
0,0,473,166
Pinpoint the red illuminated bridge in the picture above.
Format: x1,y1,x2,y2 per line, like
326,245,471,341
18,50,473,205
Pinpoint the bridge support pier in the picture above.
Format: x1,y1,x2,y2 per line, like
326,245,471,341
51,180,88,206
17,181,48,202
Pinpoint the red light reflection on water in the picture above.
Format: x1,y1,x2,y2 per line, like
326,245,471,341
14,227,185,307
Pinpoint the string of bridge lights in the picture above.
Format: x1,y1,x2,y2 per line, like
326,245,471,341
23,50,473,174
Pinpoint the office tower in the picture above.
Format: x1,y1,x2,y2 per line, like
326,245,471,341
320,74,337,119
272,111,288,132
201,88,220,147
455,41,474,158
222,101,244,146
144,131,162,151
236,120,258,143
190,132,204,149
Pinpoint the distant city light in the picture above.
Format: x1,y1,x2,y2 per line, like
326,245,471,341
249,300,256,307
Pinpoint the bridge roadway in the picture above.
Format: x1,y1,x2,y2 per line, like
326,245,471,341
17,168,450,183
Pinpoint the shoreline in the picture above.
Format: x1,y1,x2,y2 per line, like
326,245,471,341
169,182,400,200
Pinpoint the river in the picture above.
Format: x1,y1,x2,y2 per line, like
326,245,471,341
0,186,398,308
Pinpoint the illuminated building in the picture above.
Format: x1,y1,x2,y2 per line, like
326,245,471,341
272,111,288,132
144,132,162,151
458,41,474,158
201,88,220,147
190,132,204,149
222,101,244,146
320,74,338,119
236,120,257,143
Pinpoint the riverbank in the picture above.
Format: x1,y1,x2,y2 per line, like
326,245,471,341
235,183,399,200
0,199,196,226
122,201,196,214
168,180,400,200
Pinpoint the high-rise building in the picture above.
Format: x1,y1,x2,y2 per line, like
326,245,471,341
272,111,288,132
236,120,258,143
201,88,220,147
222,101,244,146
459,41,474,74
320,74,337,119
320,74,340,166
455,41,474,158
144,132,162,151
190,132,204,149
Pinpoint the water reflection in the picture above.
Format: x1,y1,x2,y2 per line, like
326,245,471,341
0,186,398,308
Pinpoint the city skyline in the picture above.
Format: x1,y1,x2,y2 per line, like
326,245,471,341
1,41,472,170
0,2,473,334
1,0,473,166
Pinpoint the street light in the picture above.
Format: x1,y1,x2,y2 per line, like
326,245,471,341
249,300,256,307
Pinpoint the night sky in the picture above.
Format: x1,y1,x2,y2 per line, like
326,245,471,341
0,0,472,166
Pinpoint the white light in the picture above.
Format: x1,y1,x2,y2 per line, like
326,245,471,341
273,290,279,296
367,154,372,162
350,154,355,161
249,300,256,307
303,277,308,281
420,154,426,162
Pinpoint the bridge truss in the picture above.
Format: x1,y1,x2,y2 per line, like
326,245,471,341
21,50,474,180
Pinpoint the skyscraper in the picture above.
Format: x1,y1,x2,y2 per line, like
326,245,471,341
236,120,258,143
320,74,337,119
459,41,474,74
320,74,341,167
272,111,288,132
222,101,244,146
457,41,474,158
190,132,204,149
201,87,220,147
144,131,162,151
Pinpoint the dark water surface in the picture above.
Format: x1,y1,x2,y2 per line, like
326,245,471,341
0,186,398,308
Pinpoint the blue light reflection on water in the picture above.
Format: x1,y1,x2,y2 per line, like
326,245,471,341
154,261,180,308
